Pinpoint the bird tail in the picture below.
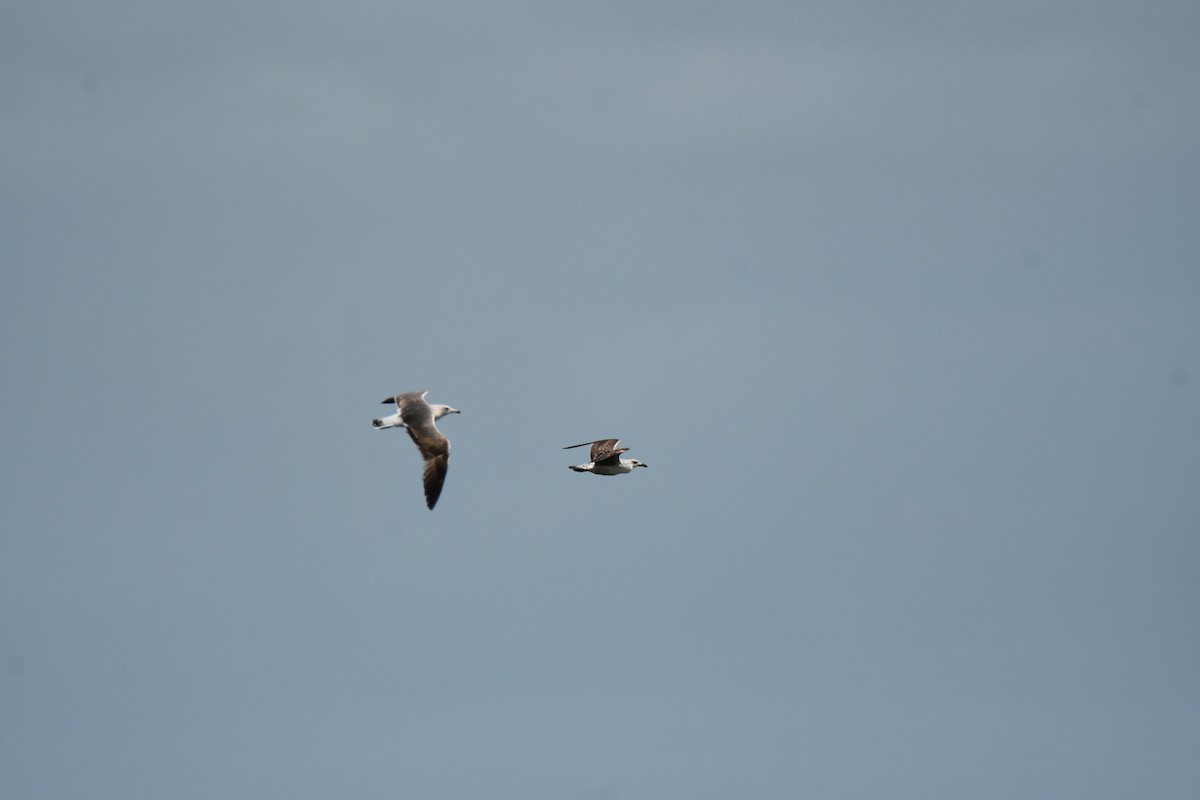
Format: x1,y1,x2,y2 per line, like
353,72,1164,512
568,464,590,472
372,412,405,430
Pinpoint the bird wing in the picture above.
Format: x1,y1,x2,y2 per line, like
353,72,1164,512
592,448,629,466
392,391,429,425
405,424,450,509
419,447,449,509
382,388,428,407
588,439,623,461
392,391,449,509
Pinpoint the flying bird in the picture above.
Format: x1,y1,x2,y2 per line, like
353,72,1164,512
372,390,460,509
564,438,648,475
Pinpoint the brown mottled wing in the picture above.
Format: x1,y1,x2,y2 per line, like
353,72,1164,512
405,425,450,509
396,391,451,509
563,438,627,465
393,390,429,421
589,439,627,464
381,388,427,407
420,446,449,509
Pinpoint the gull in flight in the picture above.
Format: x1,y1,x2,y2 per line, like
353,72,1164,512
564,438,648,475
372,390,460,509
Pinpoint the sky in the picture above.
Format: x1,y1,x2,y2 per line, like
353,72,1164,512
2,2,1199,798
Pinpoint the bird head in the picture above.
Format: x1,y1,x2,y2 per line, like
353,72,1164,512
432,405,460,419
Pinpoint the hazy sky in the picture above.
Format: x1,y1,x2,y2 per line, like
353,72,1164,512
3,2,1199,798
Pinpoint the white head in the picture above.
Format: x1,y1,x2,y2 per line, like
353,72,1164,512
627,459,648,469
431,405,460,420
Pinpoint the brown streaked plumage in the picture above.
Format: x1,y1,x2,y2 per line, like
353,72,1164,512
564,438,647,475
372,390,460,509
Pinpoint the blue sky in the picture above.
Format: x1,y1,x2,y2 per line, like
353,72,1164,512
3,2,1199,798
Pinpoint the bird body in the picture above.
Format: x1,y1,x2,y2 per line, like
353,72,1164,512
372,390,459,509
564,438,647,475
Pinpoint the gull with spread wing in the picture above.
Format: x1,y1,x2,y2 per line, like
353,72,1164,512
372,390,460,509
564,438,648,475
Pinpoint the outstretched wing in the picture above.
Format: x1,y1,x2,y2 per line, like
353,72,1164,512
588,439,624,462
419,447,449,509
563,438,623,457
405,425,450,509
381,388,430,411
394,391,450,509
